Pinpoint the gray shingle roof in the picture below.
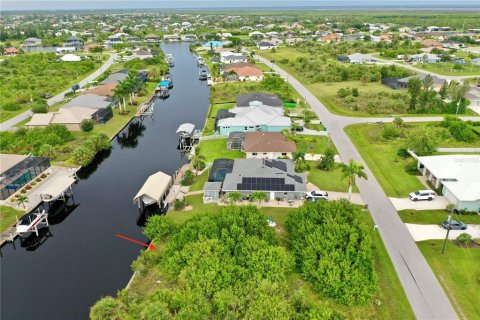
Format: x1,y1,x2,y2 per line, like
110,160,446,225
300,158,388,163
236,92,283,107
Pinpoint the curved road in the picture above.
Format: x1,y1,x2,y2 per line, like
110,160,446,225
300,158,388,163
0,53,117,131
257,55,460,320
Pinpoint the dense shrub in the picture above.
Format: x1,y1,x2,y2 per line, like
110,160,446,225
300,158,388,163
72,145,96,166
180,170,195,186
80,119,94,132
92,207,339,319
2,101,21,111
381,124,401,140
31,101,49,113
286,200,377,306
457,233,472,244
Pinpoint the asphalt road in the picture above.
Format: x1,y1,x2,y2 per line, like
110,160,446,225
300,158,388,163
0,53,117,131
257,55,460,320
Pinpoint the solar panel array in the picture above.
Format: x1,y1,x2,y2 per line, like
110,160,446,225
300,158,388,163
237,177,295,191
287,173,303,184
264,159,288,172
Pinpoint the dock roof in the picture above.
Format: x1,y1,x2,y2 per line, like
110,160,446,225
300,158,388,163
133,171,172,205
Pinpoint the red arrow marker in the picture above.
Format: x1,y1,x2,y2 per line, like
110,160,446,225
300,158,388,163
115,233,155,250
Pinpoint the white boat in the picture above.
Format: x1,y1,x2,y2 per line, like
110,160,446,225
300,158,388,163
16,210,48,235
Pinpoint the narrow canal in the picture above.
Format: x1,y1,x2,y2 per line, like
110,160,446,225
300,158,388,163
0,43,210,320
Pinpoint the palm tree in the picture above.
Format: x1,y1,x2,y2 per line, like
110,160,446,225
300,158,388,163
191,146,206,171
339,159,368,201
16,194,29,209
292,151,306,163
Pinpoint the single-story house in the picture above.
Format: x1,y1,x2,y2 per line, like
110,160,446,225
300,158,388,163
100,69,129,85
224,63,264,82
203,158,307,202
219,51,249,64
127,37,141,44
64,36,83,49
244,132,296,159
60,54,82,62
236,92,283,108
62,94,112,109
4,47,19,56
132,48,153,60
347,53,376,64
409,53,441,63
466,86,480,106
81,83,117,98
216,102,291,135
145,34,161,42
256,41,277,50
397,74,447,91
23,37,42,47
162,34,180,41
180,34,197,41
416,155,480,212
471,58,480,66
25,107,104,131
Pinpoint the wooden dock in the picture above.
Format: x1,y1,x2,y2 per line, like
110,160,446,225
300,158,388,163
135,92,157,117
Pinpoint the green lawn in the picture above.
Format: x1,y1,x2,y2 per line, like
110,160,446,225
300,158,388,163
198,138,245,163
202,102,234,136
346,122,480,197
189,171,209,192
416,62,480,76
398,210,480,225
0,206,24,233
166,196,413,319
345,124,425,197
254,62,273,72
418,240,480,320
293,134,337,154
306,161,359,193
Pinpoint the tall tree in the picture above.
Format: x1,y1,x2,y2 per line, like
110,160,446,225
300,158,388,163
339,159,368,201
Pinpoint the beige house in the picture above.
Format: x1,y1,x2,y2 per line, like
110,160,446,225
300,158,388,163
244,132,296,159
26,107,97,131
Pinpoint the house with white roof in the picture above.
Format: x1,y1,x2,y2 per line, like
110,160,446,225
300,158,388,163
417,155,480,212
216,102,291,135
347,53,376,64
409,53,441,64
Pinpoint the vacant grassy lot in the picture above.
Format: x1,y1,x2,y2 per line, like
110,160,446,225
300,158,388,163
417,62,480,76
0,53,100,122
306,161,359,193
345,124,424,197
418,240,480,320
198,138,245,163
345,123,480,197
293,134,337,154
0,206,24,233
399,209,480,225
165,195,413,319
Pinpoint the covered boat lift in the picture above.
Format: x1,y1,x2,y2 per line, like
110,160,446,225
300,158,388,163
176,123,200,151
133,171,173,212
38,175,76,203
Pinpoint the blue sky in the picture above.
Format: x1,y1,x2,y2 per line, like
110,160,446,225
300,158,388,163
2,0,480,11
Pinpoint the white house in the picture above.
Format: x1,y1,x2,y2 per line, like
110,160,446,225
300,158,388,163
409,53,441,64
60,54,82,62
347,53,376,64
257,41,277,50
417,155,480,212
219,51,248,64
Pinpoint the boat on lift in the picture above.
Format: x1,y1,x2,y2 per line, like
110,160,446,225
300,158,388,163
156,80,170,99
165,54,174,67
199,69,208,81
163,74,173,88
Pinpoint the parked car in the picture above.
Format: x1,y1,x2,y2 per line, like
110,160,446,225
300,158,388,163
409,190,436,201
306,190,329,201
441,219,467,230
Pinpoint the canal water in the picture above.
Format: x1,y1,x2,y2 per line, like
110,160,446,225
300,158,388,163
0,43,210,320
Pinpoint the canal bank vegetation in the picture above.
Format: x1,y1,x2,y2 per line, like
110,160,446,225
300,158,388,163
0,52,100,122
91,200,413,319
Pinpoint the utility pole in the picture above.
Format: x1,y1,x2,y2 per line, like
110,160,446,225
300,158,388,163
442,214,452,254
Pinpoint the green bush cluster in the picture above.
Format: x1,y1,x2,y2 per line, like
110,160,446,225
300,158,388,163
71,133,111,166
0,124,73,155
91,207,339,319
441,116,479,143
286,200,377,306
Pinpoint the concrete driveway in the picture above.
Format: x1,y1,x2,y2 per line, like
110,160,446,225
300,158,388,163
390,196,449,211
306,183,364,205
406,223,480,241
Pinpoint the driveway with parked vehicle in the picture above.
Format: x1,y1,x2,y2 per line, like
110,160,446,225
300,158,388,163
406,223,480,242
390,196,450,211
